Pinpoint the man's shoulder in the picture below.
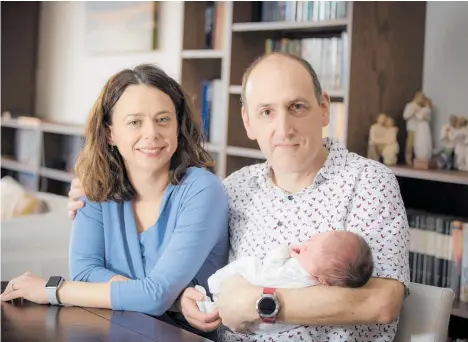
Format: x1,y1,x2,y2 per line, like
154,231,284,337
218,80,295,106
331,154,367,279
345,152,397,183
222,162,265,190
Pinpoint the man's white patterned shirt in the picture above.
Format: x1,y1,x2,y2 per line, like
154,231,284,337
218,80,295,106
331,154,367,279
219,138,410,342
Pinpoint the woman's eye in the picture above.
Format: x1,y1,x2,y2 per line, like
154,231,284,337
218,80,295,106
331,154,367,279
129,120,139,126
158,117,169,123
260,109,271,116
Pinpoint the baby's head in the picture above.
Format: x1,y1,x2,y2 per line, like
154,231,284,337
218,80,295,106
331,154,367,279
290,230,373,288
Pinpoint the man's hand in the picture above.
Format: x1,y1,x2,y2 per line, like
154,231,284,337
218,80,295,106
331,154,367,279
180,287,221,332
217,276,260,333
68,178,86,219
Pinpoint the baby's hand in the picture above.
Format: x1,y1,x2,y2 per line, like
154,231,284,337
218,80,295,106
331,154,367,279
194,285,217,313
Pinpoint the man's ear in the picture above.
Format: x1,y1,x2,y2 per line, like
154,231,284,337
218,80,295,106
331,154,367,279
241,106,256,140
320,92,331,128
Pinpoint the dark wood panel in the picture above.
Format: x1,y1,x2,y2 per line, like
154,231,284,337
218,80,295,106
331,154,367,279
1,1,40,115
226,155,264,177
397,176,468,220
227,94,259,149
181,59,222,116
347,1,426,158
230,32,269,86
183,2,210,50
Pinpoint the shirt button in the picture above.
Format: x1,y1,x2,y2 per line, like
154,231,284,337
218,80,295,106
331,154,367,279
288,195,294,200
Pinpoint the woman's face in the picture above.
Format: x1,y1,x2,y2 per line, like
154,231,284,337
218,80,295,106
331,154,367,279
108,84,178,177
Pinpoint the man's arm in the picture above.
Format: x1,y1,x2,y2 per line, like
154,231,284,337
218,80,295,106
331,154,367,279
217,166,410,330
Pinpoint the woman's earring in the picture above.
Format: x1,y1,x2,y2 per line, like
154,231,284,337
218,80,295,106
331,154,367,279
109,144,115,152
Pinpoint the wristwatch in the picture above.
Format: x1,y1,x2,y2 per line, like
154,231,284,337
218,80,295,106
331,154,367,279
45,276,64,305
256,287,280,323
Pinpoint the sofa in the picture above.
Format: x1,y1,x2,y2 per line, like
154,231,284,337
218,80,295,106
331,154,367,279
1,191,73,282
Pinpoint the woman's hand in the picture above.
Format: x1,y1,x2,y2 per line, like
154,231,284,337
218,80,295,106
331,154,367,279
180,287,221,332
0,272,48,304
68,178,86,219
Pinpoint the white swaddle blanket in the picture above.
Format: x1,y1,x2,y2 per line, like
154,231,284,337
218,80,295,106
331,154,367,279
196,244,317,334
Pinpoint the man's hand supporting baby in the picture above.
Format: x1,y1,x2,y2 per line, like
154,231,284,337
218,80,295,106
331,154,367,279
216,276,404,333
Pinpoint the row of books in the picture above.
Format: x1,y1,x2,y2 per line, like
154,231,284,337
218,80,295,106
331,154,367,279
264,33,348,92
204,1,225,50
407,209,468,303
259,1,348,22
200,79,223,145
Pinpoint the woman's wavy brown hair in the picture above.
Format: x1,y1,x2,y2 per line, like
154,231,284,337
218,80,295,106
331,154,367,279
75,64,214,202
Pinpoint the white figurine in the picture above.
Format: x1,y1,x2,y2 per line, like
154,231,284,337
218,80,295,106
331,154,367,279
450,117,468,171
413,96,433,162
403,91,426,165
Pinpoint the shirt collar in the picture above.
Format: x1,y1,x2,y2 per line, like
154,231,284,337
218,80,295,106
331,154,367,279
248,138,350,189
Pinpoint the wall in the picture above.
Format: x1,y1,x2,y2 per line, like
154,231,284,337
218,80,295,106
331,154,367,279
35,1,184,125
422,1,468,149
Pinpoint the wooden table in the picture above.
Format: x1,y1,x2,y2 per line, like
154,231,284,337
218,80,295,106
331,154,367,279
1,282,212,342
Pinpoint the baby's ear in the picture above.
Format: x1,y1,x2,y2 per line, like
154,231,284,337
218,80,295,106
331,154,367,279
289,244,301,258
316,275,329,285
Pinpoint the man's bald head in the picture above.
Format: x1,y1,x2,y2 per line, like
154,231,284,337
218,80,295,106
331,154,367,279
241,52,323,108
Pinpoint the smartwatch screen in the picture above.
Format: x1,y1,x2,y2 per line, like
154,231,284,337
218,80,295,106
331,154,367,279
259,297,276,316
45,276,62,288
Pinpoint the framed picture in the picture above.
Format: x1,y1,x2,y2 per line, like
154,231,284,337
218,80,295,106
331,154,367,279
85,1,159,53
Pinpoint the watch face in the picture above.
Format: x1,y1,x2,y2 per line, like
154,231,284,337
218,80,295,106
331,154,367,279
258,297,277,316
45,276,62,288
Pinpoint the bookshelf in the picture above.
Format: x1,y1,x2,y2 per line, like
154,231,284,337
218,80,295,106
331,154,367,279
178,1,468,339
1,118,82,195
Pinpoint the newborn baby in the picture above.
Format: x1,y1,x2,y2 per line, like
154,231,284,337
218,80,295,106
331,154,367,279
196,230,374,334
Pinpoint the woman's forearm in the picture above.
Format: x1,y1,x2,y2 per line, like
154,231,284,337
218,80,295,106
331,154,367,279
57,281,112,309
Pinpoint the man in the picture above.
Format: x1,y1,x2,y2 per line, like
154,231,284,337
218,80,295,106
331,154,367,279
178,53,409,342
68,53,409,342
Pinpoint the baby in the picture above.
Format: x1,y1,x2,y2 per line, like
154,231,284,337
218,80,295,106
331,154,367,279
196,230,374,334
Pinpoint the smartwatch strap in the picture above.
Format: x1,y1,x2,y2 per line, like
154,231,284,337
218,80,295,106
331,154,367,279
262,287,277,323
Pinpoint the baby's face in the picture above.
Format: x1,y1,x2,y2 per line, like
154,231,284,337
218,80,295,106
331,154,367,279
290,231,358,283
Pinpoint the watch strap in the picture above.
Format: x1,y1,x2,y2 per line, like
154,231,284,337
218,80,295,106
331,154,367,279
261,287,278,324
45,277,64,305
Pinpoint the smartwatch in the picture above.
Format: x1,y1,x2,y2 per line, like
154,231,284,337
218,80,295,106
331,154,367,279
45,276,64,305
256,287,280,323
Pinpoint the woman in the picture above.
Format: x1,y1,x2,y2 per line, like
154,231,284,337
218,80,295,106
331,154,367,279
0,64,229,328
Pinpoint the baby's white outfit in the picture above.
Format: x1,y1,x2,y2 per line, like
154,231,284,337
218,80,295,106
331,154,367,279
196,244,317,334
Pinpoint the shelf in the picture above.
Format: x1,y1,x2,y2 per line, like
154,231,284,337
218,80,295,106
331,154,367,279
232,19,348,33
1,118,84,136
452,299,468,319
40,167,74,183
226,146,265,159
181,49,224,59
204,142,222,154
41,122,83,136
229,85,242,95
1,157,37,173
326,89,345,99
390,165,468,186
